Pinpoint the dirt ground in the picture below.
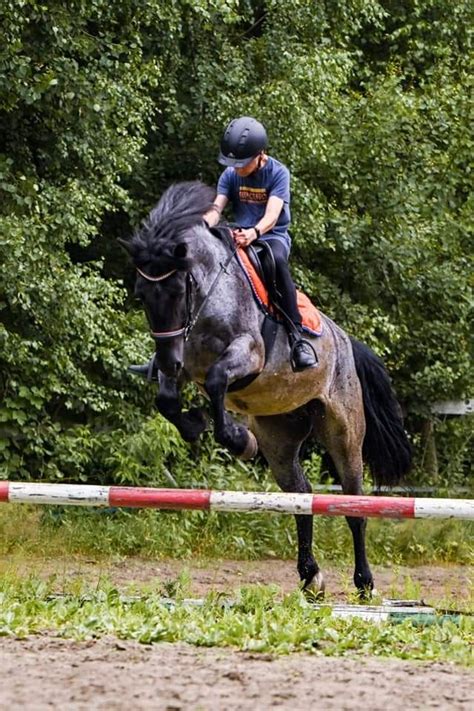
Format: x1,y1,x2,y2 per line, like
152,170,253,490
113,558,472,604
1,558,472,710
1,635,472,710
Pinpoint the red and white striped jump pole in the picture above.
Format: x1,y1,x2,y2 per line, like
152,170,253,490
0,482,473,520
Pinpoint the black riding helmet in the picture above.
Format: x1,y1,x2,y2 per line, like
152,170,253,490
218,116,268,168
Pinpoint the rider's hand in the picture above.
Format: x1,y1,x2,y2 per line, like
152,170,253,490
233,227,257,247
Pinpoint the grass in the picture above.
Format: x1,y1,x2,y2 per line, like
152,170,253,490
0,503,473,566
0,575,472,665
1,504,471,665
2,437,471,663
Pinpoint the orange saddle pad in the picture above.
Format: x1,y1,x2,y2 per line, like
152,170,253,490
237,247,323,336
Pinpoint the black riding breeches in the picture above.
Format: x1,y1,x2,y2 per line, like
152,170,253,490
264,238,302,326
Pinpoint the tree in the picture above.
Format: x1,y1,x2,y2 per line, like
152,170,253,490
1,1,471,484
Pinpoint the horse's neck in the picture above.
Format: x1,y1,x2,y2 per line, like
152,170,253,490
190,226,259,336
192,225,239,290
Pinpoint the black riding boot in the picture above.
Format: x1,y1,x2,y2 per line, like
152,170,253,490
128,354,158,381
288,327,318,372
262,239,318,372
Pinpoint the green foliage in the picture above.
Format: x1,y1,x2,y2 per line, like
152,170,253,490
2,496,472,565
0,577,472,663
1,0,472,483
0,1,158,478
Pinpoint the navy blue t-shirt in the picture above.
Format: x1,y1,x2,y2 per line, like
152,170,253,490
217,156,291,252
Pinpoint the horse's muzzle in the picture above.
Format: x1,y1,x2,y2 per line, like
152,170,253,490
166,361,182,378
153,335,185,378
155,356,181,378
155,346,183,379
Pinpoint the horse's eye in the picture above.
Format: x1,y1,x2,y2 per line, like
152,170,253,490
174,243,187,259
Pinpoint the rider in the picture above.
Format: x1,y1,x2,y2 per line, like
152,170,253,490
204,116,317,371
129,116,317,379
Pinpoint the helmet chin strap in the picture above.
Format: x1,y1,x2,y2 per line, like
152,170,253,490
247,152,265,176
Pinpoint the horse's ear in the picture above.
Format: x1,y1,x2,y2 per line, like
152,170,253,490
117,238,135,256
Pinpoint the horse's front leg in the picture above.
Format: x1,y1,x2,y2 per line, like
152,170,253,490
155,371,207,443
204,335,262,459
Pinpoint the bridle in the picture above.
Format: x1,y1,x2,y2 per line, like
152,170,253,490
136,266,177,282
136,242,237,342
136,267,195,341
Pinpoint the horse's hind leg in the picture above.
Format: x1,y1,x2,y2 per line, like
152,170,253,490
250,410,325,596
312,399,374,596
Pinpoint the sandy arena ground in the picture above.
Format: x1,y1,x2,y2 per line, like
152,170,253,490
1,559,472,710
1,636,473,710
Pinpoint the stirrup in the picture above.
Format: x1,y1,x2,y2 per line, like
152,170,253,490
128,353,158,382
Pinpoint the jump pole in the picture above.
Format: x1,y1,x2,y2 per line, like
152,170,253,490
0,482,473,520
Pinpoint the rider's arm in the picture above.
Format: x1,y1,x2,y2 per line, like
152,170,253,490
204,193,228,227
254,195,284,237
246,165,289,243
233,195,284,247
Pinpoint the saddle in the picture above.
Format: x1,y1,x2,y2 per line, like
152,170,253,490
207,225,322,390
209,225,279,306
246,241,279,307
208,224,322,335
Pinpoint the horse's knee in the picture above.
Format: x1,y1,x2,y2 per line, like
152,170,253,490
274,466,312,495
204,364,227,400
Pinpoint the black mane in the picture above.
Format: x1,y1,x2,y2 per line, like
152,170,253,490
127,181,216,267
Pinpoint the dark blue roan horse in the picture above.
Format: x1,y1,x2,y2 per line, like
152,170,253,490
119,181,412,597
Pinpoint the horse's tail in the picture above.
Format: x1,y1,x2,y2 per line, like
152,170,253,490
350,337,412,488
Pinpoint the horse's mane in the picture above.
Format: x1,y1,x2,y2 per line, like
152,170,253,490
128,181,216,267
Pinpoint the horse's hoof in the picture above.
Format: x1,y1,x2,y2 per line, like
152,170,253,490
356,586,377,601
238,430,258,460
303,571,325,601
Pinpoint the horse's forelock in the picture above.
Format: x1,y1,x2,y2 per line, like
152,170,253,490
148,181,215,235
130,181,215,269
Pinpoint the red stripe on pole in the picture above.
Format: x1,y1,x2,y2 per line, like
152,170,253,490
109,487,211,510
0,481,9,502
311,494,415,519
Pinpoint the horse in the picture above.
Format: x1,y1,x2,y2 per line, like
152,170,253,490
119,180,412,597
